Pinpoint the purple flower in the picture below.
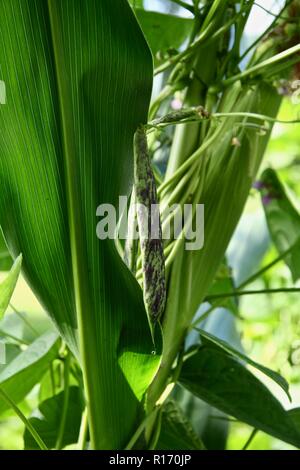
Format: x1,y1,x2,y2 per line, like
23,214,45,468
253,180,266,190
262,195,273,206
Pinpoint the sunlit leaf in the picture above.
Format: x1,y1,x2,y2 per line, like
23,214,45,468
0,0,157,449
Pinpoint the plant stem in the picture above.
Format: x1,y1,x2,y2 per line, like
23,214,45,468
0,388,48,450
224,43,300,86
206,287,300,302
169,0,195,13
77,408,89,450
55,351,70,449
9,303,39,336
125,408,159,450
239,244,298,289
242,428,258,450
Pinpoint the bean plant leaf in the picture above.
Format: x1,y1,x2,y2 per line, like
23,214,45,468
197,328,291,400
24,386,84,450
259,168,300,282
156,400,206,450
0,254,22,320
135,10,194,63
179,345,300,448
0,331,59,415
289,408,300,432
0,0,157,449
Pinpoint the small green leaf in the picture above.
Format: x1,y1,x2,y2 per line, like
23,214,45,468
118,324,162,402
135,10,193,63
259,168,300,282
24,386,84,450
0,331,59,415
197,328,291,400
0,254,22,319
156,400,206,450
179,346,300,448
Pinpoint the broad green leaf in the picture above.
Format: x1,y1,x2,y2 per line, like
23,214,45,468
0,331,59,415
135,10,193,63
175,310,242,450
259,168,300,282
198,329,291,400
24,386,84,450
0,0,157,449
156,400,205,450
179,346,300,448
0,255,22,320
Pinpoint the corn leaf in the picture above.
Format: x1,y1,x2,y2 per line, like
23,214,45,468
259,168,300,282
179,345,300,448
0,0,158,449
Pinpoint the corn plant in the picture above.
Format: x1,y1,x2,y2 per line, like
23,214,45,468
0,0,300,450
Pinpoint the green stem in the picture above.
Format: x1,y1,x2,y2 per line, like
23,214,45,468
0,387,48,450
169,0,195,13
55,352,70,449
206,287,300,302
0,328,29,346
223,43,300,86
9,303,39,336
239,0,295,64
242,428,258,450
49,361,56,396
125,408,159,450
77,408,89,450
239,244,297,289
